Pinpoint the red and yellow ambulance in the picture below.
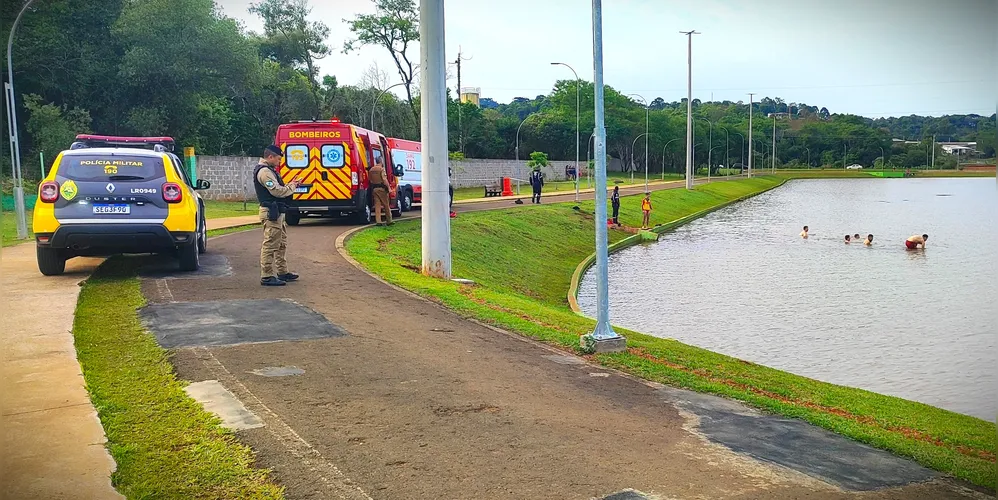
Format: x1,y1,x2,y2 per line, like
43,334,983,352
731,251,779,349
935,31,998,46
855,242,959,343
275,119,402,225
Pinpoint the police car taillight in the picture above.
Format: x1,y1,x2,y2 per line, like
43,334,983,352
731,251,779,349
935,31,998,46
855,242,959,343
162,182,183,203
39,182,59,203
351,172,358,186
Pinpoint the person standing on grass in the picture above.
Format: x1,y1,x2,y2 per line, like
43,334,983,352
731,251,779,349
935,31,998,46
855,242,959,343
529,166,544,204
611,185,621,226
640,192,652,229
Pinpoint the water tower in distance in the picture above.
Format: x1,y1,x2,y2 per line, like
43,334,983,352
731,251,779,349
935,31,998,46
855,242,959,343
460,87,481,107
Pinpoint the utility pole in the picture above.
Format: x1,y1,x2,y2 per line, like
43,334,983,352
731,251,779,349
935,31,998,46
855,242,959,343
419,0,451,279
681,30,700,190
453,46,472,155
584,0,625,353
747,93,755,178
931,134,936,169
772,116,776,173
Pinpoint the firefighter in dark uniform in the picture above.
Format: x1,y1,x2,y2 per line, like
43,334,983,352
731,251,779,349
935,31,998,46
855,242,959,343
529,166,544,203
254,144,300,286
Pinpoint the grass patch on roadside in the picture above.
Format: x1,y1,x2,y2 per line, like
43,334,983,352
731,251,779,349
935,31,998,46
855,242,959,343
346,175,996,490
1,209,33,247
73,258,283,499
452,172,683,201
205,200,260,219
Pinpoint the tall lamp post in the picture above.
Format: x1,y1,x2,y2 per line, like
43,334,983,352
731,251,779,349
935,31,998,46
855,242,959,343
515,114,536,195
5,0,36,240
551,62,581,202
694,117,713,175
721,127,729,173
585,132,595,187
630,132,649,184
681,30,700,190
419,0,451,278
661,138,680,180
628,93,650,191
747,93,755,178
732,131,744,172
583,0,625,352
370,82,406,130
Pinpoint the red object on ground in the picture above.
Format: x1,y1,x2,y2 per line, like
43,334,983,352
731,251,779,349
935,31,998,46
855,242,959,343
501,177,514,197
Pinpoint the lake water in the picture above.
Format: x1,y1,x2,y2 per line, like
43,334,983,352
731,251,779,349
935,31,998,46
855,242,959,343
578,178,997,420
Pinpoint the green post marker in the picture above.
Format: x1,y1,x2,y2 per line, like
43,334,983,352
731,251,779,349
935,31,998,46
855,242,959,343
184,146,196,180
39,151,44,178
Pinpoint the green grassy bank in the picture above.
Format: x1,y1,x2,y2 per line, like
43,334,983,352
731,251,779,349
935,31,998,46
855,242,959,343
346,175,996,489
73,258,284,499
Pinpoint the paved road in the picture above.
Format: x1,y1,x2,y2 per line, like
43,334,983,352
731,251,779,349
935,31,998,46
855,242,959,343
139,174,988,500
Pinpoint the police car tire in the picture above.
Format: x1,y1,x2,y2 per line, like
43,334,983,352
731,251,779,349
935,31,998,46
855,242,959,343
37,246,66,276
196,217,207,254
178,240,199,272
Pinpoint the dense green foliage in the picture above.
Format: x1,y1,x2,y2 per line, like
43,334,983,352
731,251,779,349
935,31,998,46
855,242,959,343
3,0,994,183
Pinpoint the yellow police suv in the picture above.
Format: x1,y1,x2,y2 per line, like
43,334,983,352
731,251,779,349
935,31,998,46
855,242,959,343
32,135,211,276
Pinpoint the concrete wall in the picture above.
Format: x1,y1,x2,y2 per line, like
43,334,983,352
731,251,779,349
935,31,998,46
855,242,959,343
195,155,628,200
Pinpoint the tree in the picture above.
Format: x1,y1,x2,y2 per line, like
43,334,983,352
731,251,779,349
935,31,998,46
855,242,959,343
22,94,92,179
250,0,331,117
344,0,420,122
526,151,549,169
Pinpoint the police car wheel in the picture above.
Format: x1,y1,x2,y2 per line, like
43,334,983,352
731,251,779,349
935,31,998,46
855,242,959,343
197,217,207,254
37,246,67,276
178,239,199,272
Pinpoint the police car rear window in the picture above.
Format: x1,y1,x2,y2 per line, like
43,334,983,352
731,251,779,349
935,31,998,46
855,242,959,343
59,155,165,181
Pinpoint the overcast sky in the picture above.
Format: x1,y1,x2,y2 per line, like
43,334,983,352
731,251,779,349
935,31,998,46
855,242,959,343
217,0,996,118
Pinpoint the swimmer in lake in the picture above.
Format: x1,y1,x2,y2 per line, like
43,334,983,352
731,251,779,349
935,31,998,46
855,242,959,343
801,225,809,238
853,233,861,241
864,234,873,246
905,234,927,250
844,234,851,244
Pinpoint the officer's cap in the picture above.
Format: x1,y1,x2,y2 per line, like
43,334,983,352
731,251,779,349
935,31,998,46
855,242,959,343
264,144,283,157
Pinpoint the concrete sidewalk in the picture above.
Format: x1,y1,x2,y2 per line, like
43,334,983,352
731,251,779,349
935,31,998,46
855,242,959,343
0,216,265,499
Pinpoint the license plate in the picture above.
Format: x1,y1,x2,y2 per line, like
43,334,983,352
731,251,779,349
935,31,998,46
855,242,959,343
295,184,311,193
93,204,130,215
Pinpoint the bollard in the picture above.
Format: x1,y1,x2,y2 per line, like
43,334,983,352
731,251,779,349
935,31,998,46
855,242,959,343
501,177,514,196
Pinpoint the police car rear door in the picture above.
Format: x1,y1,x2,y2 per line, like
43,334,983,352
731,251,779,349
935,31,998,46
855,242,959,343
54,152,169,224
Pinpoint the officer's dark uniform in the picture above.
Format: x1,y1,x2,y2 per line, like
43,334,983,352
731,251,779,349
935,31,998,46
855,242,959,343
254,148,298,286
529,169,544,204
611,187,620,225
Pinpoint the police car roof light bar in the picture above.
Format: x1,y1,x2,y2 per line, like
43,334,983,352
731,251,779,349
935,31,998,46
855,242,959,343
74,134,176,152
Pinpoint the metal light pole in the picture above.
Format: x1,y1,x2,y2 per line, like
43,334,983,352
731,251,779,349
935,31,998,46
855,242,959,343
630,132,649,182
771,115,776,173
370,82,406,130
6,0,35,240
681,30,700,190
661,138,680,180
722,127,729,173
586,132,595,188
880,146,886,170
419,0,451,278
551,62,581,202
707,145,722,182
628,94,650,191
732,131,744,172
584,0,624,351
515,114,534,195
695,117,713,175
747,93,755,178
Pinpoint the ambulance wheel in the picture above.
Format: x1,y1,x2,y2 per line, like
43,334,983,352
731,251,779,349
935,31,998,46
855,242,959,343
400,189,413,212
286,209,301,226
354,204,372,225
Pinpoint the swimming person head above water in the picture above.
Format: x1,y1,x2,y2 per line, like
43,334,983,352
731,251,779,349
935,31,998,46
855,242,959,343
845,234,851,243
865,234,873,246
801,225,809,238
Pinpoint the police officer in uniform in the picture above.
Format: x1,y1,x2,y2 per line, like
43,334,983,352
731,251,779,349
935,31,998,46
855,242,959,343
529,166,544,204
254,144,300,286
368,156,393,226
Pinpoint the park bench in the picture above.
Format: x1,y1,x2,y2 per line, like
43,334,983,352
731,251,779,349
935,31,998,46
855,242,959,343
484,178,502,197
